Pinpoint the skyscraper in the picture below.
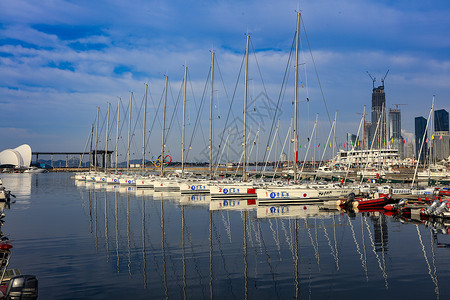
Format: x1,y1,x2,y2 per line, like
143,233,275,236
347,133,358,150
371,86,387,149
435,109,449,132
415,116,427,162
434,109,449,161
388,108,404,158
364,121,372,150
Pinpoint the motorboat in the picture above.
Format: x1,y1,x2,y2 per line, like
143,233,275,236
23,167,46,174
337,192,392,209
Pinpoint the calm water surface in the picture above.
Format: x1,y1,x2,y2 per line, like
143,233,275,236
1,172,449,299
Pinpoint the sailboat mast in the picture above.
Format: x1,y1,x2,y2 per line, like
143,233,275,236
293,12,300,183
89,124,94,171
429,96,435,170
256,123,260,172
210,51,215,179
314,113,318,168
115,98,121,173
430,99,434,167
142,83,148,174
182,67,187,178
94,106,99,172
332,111,337,163
105,103,110,171
411,95,434,187
243,34,250,182
127,92,132,173
161,76,168,177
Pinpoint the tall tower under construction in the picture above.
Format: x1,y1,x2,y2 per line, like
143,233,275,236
367,71,389,149
370,86,387,149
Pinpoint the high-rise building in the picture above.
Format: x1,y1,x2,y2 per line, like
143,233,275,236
434,109,449,161
388,108,404,158
415,116,427,162
434,131,449,161
347,133,358,150
435,109,449,132
364,121,372,150
405,141,414,158
371,86,387,149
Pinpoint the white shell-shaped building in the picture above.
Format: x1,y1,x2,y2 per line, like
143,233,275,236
0,144,32,168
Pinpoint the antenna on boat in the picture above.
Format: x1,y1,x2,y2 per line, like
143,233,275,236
366,71,376,89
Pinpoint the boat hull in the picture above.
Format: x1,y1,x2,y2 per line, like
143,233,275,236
210,184,256,199
257,186,354,204
179,182,210,194
153,180,180,192
135,177,154,188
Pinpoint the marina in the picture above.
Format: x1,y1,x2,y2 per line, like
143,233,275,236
1,172,450,299
1,2,450,299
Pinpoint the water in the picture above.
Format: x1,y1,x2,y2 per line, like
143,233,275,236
1,172,450,299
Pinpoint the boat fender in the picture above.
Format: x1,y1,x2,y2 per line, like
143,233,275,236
425,200,441,215
398,198,408,207
434,201,449,216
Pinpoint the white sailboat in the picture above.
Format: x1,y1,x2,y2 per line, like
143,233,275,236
135,83,156,189
178,62,212,194
153,76,181,192
257,12,354,204
257,183,355,204
106,97,123,185
211,35,257,199
119,92,138,186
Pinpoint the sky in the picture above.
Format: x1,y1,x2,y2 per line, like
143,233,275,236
1,0,449,164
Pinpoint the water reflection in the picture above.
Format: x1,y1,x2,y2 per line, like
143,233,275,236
1,173,32,201
180,195,210,206
75,185,450,299
68,178,450,299
210,199,256,211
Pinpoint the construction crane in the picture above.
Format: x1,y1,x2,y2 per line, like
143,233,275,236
392,103,407,110
366,71,376,89
381,69,389,87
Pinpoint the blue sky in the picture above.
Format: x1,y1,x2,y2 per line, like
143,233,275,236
1,0,449,163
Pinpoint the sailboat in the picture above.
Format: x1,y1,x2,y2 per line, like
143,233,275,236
86,107,102,183
118,92,138,186
210,35,257,199
153,76,181,192
136,83,157,189
257,12,354,204
178,64,212,194
106,97,123,185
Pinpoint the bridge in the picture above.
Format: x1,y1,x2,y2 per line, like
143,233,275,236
33,150,113,168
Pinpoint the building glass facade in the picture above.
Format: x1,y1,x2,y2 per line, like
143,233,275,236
415,116,427,162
